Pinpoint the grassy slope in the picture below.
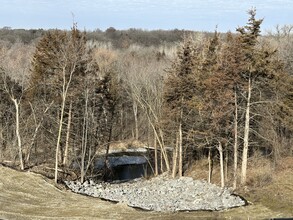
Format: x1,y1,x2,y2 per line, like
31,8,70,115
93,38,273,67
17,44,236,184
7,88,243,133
0,164,291,219
186,156,293,219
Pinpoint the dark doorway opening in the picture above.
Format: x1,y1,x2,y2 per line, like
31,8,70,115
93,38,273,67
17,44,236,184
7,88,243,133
95,155,149,182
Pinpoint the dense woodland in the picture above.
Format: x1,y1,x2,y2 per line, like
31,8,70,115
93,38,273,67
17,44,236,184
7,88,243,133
0,10,292,188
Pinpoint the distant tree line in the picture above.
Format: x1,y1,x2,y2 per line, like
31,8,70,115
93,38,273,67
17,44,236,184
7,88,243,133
0,26,208,47
0,27,45,44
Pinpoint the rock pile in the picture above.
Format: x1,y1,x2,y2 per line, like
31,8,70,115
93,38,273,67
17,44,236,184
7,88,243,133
65,175,246,212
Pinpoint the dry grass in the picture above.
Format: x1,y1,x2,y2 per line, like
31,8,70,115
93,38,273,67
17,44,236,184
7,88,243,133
95,139,148,155
242,156,293,216
186,155,293,218
245,155,274,188
109,139,147,150
0,165,149,220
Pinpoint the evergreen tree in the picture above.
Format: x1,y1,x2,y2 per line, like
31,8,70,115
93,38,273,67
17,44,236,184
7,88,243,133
163,36,202,177
235,9,284,184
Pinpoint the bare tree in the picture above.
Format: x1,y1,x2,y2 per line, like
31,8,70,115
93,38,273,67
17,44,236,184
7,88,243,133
120,50,171,172
0,42,33,169
1,73,24,170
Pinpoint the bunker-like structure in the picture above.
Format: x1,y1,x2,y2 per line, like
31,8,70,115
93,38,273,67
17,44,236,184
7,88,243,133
94,140,172,182
95,155,148,181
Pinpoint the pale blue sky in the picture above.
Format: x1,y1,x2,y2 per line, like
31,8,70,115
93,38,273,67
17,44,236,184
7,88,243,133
0,0,292,32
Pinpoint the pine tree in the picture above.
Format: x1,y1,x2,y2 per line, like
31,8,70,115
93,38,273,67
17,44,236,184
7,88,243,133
236,9,284,184
163,36,201,177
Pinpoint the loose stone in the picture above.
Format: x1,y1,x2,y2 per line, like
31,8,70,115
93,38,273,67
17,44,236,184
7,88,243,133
65,176,246,212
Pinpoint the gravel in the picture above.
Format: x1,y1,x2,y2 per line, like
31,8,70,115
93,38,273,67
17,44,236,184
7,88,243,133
65,175,246,212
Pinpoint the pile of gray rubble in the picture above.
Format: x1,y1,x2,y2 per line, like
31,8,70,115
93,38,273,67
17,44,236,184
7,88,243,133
65,175,246,212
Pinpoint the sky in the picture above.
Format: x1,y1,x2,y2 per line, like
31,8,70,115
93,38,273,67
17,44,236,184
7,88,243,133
0,0,292,32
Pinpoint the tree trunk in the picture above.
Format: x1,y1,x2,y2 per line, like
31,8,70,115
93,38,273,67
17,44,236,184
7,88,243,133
225,149,228,181
81,90,89,183
0,129,4,160
133,101,138,140
159,128,169,169
63,101,72,167
233,90,238,189
26,123,41,165
12,98,24,170
55,96,65,183
208,148,212,183
148,115,170,171
218,142,225,188
178,119,183,177
103,112,115,181
154,132,158,176
172,133,179,178
120,108,124,140
55,66,75,183
160,148,164,173
177,97,185,177
241,77,252,185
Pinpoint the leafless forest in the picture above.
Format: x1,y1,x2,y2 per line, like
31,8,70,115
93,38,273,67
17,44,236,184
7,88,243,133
0,10,292,189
